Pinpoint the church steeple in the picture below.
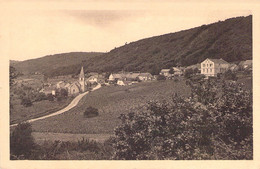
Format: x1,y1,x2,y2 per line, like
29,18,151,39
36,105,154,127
79,66,85,92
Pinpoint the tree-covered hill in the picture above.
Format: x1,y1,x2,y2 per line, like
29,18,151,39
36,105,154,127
11,52,103,76
12,15,252,77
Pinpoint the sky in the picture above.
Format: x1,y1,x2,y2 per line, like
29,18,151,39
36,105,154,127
0,0,253,61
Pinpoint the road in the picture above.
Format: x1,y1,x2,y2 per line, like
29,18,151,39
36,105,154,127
10,84,102,127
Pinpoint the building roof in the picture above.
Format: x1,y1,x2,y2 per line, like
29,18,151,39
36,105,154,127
207,58,229,64
160,69,170,72
138,73,153,77
79,66,85,79
111,73,140,79
242,60,252,65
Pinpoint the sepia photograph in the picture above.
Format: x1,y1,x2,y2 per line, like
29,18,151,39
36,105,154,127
1,0,259,168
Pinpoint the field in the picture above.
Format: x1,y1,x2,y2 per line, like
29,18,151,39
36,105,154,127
30,79,191,134
10,97,74,124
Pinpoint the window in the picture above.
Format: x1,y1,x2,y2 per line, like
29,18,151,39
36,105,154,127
207,69,208,73
210,64,212,67
207,64,208,67
203,64,205,67
210,69,212,72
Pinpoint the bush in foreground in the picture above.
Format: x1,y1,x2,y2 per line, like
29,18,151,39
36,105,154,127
113,80,252,160
10,122,35,159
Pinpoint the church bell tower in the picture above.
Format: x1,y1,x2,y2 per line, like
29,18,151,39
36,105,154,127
79,66,85,92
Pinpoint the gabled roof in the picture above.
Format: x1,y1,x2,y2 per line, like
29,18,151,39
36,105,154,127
125,73,140,79
207,58,229,64
111,73,123,79
161,69,170,72
172,67,183,71
138,73,153,77
243,60,252,65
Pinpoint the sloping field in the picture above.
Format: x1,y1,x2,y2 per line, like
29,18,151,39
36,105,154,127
31,80,191,134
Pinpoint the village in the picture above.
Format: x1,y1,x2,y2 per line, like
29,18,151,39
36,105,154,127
35,58,252,98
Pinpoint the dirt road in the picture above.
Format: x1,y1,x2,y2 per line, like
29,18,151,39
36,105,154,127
10,84,101,127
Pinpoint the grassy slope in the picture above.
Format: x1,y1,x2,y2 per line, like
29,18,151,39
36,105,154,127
31,79,191,134
10,97,74,125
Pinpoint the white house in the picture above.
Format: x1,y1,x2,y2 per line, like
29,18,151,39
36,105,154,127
172,67,184,76
87,75,98,83
239,60,252,70
201,58,229,77
137,73,153,81
160,69,171,77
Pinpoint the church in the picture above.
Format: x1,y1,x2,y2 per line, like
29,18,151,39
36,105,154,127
67,66,87,95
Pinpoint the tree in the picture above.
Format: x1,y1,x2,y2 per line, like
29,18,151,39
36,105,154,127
46,93,54,101
10,122,35,159
184,68,194,79
113,80,252,160
150,65,160,75
169,67,174,74
223,70,237,81
10,66,18,87
21,97,33,107
157,75,166,81
84,106,99,118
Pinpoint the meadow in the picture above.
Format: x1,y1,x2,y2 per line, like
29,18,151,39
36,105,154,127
10,97,74,125
31,79,191,134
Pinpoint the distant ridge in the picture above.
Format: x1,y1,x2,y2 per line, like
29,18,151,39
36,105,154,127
11,52,104,76
12,15,252,77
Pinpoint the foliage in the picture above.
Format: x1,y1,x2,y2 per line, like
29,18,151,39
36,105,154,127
12,16,251,77
10,122,35,159
10,66,18,87
157,75,166,81
184,68,194,79
84,106,99,118
169,68,174,74
11,137,114,160
113,80,252,160
223,70,238,81
55,88,68,101
21,97,33,107
46,93,54,101
34,92,47,102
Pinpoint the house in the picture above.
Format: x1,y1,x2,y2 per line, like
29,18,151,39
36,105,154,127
67,82,81,95
56,81,67,89
138,73,153,81
109,74,123,82
87,75,98,83
109,72,139,82
228,63,239,71
239,60,252,70
172,67,184,76
201,58,229,77
87,74,105,84
117,80,132,86
160,69,171,77
186,64,201,71
39,86,56,96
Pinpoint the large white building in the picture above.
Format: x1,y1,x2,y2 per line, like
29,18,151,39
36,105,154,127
201,58,229,77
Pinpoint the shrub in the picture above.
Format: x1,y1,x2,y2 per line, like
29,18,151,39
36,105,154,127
10,122,35,159
113,80,252,160
84,106,99,118
184,68,194,79
157,75,166,81
46,93,54,101
35,92,47,102
21,97,32,107
223,70,238,81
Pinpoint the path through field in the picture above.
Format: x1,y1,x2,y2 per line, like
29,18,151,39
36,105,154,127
10,84,102,127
